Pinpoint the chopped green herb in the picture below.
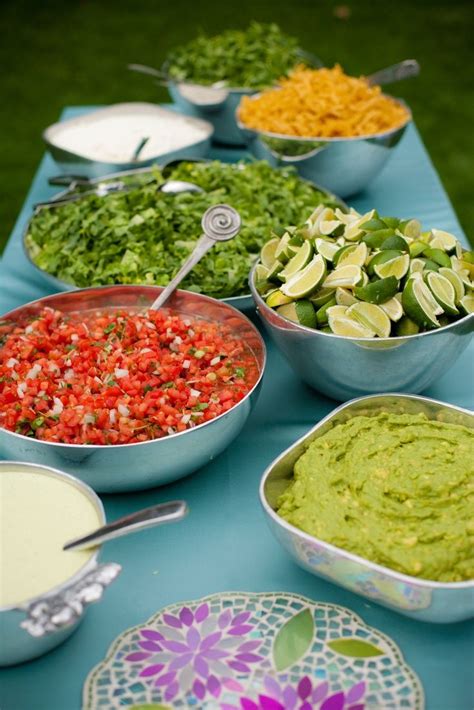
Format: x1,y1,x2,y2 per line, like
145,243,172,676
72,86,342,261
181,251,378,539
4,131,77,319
25,161,339,300
192,402,209,411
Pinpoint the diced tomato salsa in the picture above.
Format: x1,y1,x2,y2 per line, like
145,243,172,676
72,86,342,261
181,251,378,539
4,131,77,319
0,307,259,445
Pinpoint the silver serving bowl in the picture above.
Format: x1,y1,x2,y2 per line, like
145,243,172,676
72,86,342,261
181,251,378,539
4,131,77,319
0,286,266,493
164,52,322,146
260,394,474,623
250,264,474,401
23,162,346,312
0,462,120,666
236,99,411,197
43,103,213,178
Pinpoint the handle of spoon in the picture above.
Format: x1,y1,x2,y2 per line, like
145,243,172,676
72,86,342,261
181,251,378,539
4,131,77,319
150,233,215,310
127,63,170,87
64,500,188,551
366,59,420,86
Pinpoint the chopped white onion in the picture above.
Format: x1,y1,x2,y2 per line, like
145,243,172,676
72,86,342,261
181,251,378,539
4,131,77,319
6,358,18,368
117,403,130,417
114,368,129,379
26,364,42,380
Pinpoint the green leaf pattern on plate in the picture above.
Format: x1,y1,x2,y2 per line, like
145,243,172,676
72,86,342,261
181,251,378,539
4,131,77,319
273,608,314,670
327,638,385,658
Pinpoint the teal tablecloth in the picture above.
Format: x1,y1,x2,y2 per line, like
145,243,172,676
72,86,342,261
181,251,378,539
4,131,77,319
0,108,473,710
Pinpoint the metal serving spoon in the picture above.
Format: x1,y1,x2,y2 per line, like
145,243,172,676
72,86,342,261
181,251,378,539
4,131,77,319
34,177,203,209
64,500,188,551
366,59,420,86
150,203,242,310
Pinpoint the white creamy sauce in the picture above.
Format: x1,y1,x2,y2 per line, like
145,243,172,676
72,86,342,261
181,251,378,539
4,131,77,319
52,111,209,163
0,467,101,607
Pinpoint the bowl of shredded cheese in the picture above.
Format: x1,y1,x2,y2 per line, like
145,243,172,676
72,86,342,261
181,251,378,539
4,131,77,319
237,65,412,197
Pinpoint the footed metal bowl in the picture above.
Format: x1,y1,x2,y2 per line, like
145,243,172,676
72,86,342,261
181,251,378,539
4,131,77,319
0,286,266,493
237,100,411,197
250,264,474,401
259,394,474,623
0,462,120,666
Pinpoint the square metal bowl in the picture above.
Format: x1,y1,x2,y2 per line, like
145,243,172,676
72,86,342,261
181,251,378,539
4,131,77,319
259,394,473,623
43,103,213,178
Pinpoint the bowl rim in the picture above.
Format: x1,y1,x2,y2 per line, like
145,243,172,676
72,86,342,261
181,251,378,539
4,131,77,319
249,262,474,344
0,461,105,613
42,102,214,167
0,285,266,451
259,393,474,591
236,95,412,143
23,161,347,307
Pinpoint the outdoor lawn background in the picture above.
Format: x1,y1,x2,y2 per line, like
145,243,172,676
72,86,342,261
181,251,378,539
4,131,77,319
1,0,473,251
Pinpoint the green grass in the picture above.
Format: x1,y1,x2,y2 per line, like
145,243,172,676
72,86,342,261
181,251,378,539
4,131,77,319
0,0,473,252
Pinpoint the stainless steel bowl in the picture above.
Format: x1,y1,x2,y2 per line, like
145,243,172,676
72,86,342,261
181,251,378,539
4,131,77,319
164,52,322,146
237,100,411,197
43,103,214,178
0,286,266,493
0,462,120,666
250,264,474,401
259,394,474,623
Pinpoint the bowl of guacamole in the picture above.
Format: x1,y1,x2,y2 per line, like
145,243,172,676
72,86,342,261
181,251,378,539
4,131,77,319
260,393,474,622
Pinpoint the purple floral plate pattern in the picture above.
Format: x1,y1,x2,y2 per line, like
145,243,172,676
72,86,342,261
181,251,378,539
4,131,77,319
82,592,424,709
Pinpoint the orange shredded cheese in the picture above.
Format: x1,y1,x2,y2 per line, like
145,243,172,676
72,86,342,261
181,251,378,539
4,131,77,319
239,64,410,138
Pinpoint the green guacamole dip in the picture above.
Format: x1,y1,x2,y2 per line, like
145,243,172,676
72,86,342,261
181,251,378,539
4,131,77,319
277,412,474,582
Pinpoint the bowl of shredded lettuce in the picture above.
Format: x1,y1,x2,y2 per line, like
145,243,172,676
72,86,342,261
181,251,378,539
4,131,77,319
158,23,321,145
24,160,343,309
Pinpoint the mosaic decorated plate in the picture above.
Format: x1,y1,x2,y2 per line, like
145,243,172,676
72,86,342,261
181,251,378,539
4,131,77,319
83,592,424,709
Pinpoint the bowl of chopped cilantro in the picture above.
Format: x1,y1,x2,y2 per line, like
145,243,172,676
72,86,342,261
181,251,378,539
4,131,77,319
157,22,321,145
24,160,344,309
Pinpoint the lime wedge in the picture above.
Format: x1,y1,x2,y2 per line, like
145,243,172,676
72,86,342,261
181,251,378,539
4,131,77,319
315,238,340,261
277,299,317,328
310,287,336,306
395,316,420,336
255,264,270,281
451,257,474,289
409,240,430,258
426,272,459,315
402,276,443,329
266,290,293,308
381,216,401,229
316,297,338,325
334,242,368,268
347,302,391,338
367,249,402,276
319,219,342,236
409,258,425,274
380,235,410,253
430,229,458,253
354,275,399,304
423,259,440,272
322,264,363,289
438,267,465,303
274,233,292,264
399,219,422,238
359,218,387,231
362,229,394,250
281,255,327,298
374,254,410,280
459,294,474,315
326,305,348,319
335,287,358,306
422,247,452,268
260,238,280,269
344,223,364,241
267,260,284,282
279,241,313,281
380,296,404,322
329,316,375,338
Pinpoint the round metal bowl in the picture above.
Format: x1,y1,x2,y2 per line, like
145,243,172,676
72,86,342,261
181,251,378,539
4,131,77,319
0,461,120,666
163,52,323,146
236,99,411,198
0,286,266,493
259,394,474,623
249,264,474,401
23,162,347,312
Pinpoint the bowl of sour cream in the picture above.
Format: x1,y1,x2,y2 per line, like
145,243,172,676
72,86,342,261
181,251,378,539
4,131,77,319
43,103,213,178
0,461,120,666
